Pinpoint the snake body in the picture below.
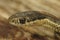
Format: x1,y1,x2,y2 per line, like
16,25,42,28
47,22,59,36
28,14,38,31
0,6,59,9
8,11,60,40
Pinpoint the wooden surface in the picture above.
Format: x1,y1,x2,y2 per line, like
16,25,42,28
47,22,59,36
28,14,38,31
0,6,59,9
0,0,60,19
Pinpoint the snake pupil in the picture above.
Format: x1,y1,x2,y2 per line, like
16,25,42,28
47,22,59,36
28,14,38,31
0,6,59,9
19,18,26,24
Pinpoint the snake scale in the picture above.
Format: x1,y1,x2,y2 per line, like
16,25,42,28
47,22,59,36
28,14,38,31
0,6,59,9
8,11,60,40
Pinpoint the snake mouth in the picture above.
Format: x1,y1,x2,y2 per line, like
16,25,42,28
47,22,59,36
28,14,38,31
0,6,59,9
9,17,27,25
9,16,46,25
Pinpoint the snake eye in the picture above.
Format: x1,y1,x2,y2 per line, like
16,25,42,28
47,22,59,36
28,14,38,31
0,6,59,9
12,20,14,22
19,18,26,24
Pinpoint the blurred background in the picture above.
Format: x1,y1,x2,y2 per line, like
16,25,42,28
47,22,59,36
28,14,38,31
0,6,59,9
0,0,60,20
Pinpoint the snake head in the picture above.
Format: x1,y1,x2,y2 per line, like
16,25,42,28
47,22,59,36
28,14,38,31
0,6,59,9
8,11,47,26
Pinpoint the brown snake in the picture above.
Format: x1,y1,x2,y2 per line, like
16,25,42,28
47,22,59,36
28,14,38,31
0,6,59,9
8,11,60,40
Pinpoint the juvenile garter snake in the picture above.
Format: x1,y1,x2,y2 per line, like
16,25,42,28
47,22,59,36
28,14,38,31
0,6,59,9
8,11,60,40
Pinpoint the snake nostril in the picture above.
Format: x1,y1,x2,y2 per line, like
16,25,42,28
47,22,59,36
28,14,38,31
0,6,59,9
19,18,26,24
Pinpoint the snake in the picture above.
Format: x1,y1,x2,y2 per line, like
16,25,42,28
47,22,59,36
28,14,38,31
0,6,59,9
8,11,60,40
